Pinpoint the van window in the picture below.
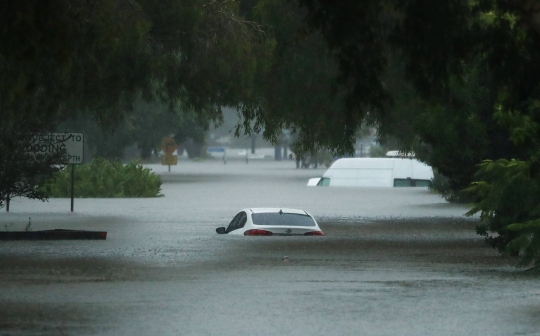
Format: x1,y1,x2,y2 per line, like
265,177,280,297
394,179,430,187
318,177,330,186
415,180,430,187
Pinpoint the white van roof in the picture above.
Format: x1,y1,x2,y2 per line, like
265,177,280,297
320,158,433,187
328,158,400,169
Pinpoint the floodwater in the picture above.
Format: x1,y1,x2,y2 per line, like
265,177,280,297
1,160,538,335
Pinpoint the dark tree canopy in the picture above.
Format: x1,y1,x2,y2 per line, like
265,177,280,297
295,0,540,264
0,0,267,205
297,0,540,128
241,0,351,154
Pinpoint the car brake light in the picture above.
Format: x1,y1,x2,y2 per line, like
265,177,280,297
244,229,273,236
304,231,325,236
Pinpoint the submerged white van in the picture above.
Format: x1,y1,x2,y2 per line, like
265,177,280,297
307,158,434,187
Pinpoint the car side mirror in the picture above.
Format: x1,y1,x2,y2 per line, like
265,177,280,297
216,227,226,234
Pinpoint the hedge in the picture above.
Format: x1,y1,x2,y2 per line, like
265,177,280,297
43,158,162,198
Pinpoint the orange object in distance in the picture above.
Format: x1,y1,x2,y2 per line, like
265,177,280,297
161,136,178,155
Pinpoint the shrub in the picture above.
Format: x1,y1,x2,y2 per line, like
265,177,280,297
466,159,540,267
43,158,162,198
429,171,470,203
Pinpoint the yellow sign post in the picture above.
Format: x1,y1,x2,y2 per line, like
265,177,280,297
161,154,178,165
161,136,178,171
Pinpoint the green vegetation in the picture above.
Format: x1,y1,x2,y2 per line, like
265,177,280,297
296,1,540,266
43,159,162,198
428,171,470,204
466,159,540,266
1,0,266,204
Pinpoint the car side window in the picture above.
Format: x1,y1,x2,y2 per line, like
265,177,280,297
226,212,242,233
237,212,247,229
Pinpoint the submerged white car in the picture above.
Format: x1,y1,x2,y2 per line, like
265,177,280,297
216,208,325,236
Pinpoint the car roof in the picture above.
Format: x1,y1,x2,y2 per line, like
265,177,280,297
247,208,309,215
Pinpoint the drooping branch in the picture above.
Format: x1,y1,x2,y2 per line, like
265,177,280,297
502,0,540,36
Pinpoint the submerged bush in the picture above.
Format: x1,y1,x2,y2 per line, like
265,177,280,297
43,158,162,198
429,171,470,204
466,159,540,267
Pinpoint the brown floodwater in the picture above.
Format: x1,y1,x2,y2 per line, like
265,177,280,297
1,161,538,335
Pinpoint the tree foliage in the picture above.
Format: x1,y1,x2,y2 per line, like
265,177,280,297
0,0,268,205
295,0,540,265
0,0,150,124
236,0,355,155
0,124,66,209
466,159,540,265
0,0,147,205
295,0,540,136
379,60,516,197
55,0,363,161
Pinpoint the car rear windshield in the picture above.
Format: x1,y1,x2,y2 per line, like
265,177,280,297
251,213,316,227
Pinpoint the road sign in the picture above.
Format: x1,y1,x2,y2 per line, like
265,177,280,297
161,154,178,165
161,136,178,155
207,147,225,153
29,133,84,165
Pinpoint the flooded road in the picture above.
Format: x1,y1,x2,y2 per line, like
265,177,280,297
1,161,538,335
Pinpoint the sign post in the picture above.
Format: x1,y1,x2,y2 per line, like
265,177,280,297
71,165,75,212
31,133,84,212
